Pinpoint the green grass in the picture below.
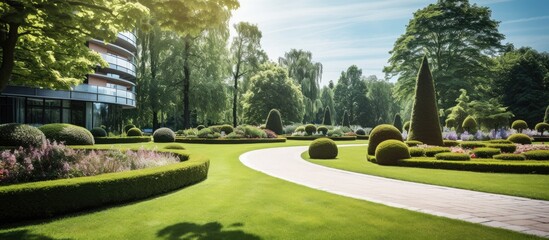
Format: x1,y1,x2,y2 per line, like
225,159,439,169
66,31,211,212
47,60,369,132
0,140,543,239
306,145,549,200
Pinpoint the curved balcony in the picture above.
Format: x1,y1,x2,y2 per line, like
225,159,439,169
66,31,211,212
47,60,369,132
101,53,136,79
116,32,137,52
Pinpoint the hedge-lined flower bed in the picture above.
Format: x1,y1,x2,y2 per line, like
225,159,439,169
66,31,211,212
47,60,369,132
175,137,286,144
286,136,357,141
94,136,151,144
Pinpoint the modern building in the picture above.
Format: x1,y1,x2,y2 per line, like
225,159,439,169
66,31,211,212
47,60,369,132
0,32,137,131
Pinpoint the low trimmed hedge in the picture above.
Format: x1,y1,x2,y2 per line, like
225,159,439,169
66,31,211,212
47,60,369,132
493,154,526,161
508,133,532,144
0,150,209,223
398,159,549,174
424,147,451,157
523,150,549,160
488,139,512,144
443,140,459,147
409,147,425,157
485,144,516,153
472,148,501,158
435,153,470,161
460,141,486,149
405,140,423,147
175,138,286,144
94,137,151,144
356,135,369,140
286,136,357,141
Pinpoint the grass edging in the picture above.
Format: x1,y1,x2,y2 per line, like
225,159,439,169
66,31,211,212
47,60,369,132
174,138,286,144
0,149,209,224
286,136,357,141
94,136,151,144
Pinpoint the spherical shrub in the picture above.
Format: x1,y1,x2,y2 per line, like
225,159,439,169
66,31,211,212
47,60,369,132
220,124,234,135
124,124,136,134
511,120,528,131
460,141,487,149
486,144,516,153
127,127,143,137
535,122,549,134
197,128,213,138
305,124,317,135
0,123,45,148
493,154,526,161
309,138,338,159
90,127,107,138
405,140,423,147
163,144,186,150
462,116,477,132
197,125,205,131
265,109,284,134
318,126,328,135
355,128,366,136
368,124,402,155
153,127,176,143
489,139,512,144
435,153,471,161
375,140,410,165
522,150,549,160
508,133,532,144
39,123,94,145
409,147,425,157
472,148,501,158
443,140,459,147
424,146,451,157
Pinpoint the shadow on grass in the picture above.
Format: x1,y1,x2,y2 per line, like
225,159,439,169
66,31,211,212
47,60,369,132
157,222,261,240
0,230,72,240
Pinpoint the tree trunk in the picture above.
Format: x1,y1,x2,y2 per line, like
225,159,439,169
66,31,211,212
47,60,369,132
232,66,240,127
182,37,191,129
0,23,20,92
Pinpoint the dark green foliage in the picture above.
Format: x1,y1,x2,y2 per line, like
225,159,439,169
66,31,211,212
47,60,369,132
368,124,403,155
405,140,423,147
545,105,549,123
0,152,209,223
220,124,234,135
409,147,425,157
38,123,94,145
322,107,332,126
265,109,284,135
435,153,471,161
511,120,528,131
407,57,443,146
535,122,549,135
94,137,151,144
0,123,45,148
197,125,206,131
393,114,403,132
508,133,532,144
460,142,487,149
286,136,356,141
398,159,549,174
295,126,305,133
163,144,186,150
126,128,143,137
424,147,451,157
462,116,477,133
403,121,411,132
90,127,107,138
318,126,328,135
153,128,176,143
197,128,214,138
375,140,410,166
485,144,517,153
523,150,549,160
445,118,456,129
443,140,459,147
174,138,286,144
124,124,136,134
304,124,317,135
493,154,526,161
472,148,501,158
308,138,338,159
355,129,366,136
342,110,350,127
489,139,513,144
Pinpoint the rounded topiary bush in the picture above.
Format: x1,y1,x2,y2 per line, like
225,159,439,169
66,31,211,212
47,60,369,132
295,126,305,133
511,120,528,131
368,124,402,155
220,124,234,135
39,123,94,145
305,124,317,135
405,140,423,147
443,140,459,147
535,122,549,135
318,126,328,135
493,154,526,161
127,127,143,137
508,133,532,144
265,109,284,135
124,124,136,134
355,129,366,136
90,127,107,138
375,140,410,166
0,123,46,148
153,128,176,143
472,148,501,158
309,138,338,159
435,152,471,161
197,125,205,131
462,116,477,132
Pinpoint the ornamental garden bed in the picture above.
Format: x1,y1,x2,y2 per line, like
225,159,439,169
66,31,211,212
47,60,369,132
286,135,357,141
175,137,286,144
94,136,151,144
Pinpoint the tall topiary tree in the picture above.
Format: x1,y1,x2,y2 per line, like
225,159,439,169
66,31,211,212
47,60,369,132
322,107,332,125
407,56,443,146
545,105,549,123
393,114,403,132
462,116,477,133
342,110,350,127
265,109,284,135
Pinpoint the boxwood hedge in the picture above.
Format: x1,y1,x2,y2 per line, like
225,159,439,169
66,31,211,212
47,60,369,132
398,159,549,174
94,137,151,144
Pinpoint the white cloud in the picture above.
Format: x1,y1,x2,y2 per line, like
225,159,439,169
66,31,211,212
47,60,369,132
503,15,549,24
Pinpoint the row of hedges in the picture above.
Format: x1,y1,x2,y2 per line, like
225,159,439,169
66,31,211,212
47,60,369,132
175,138,286,144
286,136,357,141
0,150,209,223
94,137,152,144
398,159,549,174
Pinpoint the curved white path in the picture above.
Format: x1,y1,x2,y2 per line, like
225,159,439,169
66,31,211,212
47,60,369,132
240,145,549,238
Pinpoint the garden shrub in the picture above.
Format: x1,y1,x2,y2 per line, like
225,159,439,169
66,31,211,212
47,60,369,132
163,144,186,150
305,124,317,135
153,128,176,143
265,109,284,134
443,140,459,147
405,140,423,147
295,126,305,133
126,127,143,137
322,107,332,126
472,147,501,158
197,125,205,130
424,146,451,157
535,122,549,135
393,114,403,132
403,121,410,132
197,128,213,138
308,138,338,159
445,118,456,129
493,154,526,161
220,124,234,135
39,123,94,145
342,110,350,127
263,129,278,138
462,116,477,133
486,144,516,153
489,139,512,144
94,137,151,144
523,150,549,160
327,129,344,137
318,126,329,135
238,125,267,138
460,141,487,149
123,124,136,134
355,128,366,136
0,123,45,148
508,133,532,144
90,127,107,138
435,153,471,161
375,140,410,166
368,124,402,155
409,147,425,157
398,159,549,174
511,120,528,131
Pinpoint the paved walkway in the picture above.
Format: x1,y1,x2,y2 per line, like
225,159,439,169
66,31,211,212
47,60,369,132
240,145,549,238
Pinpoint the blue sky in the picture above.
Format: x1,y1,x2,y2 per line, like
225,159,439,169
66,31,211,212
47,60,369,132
229,0,549,85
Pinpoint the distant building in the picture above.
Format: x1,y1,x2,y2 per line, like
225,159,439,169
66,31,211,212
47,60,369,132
0,32,137,130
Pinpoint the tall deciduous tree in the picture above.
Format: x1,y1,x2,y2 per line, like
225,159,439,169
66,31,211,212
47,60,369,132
364,75,399,127
334,65,368,125
385,0,504,110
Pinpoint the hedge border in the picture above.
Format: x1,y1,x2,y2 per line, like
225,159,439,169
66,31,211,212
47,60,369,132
398,159,549,174
286,136,357,141
174,138,286,144
533,137,549,142
0,149,209,223
94,137,151,144
356,135,369,140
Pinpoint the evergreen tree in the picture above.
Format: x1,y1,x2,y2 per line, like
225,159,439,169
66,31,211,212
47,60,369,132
342,110,350,127
322,107,332,126
393,114,403,132
265,109,284,134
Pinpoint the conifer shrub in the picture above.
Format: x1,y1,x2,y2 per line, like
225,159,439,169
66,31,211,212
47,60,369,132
375,140,410,165
318,126,329,135
124,124,136,134
126,127,143,137
368,124,402,155
508,133,532,144
445,118,456,129
39,123,94,145
90,127,107,138
153,128,176,143
342,110,350,127
0,123,46,148
393,114,403,132
308,138,338,159
462,116,477,133
511,120,528,132
265,109,284,134
305,124,317,135
472,148,501,158
322,107,332,126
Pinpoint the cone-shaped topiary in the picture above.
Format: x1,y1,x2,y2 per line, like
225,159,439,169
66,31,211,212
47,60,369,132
127,127,143,137
153,128,176,143
342,110,350,127
375,140,410,165
90,127,107,138
407,56,443,146
368,124,403,155
535,122,549,136
0,123,46,148
462,116,477,133
39,123,94,145
545,105,549,123
403,121,410,132
393,114,403,132
511,120,528,132
309,138,338,159
322,107,332,125
124,124,136,134
265,109,284,135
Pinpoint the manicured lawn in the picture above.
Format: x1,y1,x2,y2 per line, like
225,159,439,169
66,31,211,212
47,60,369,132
306,145,549,200
0,141,543,239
